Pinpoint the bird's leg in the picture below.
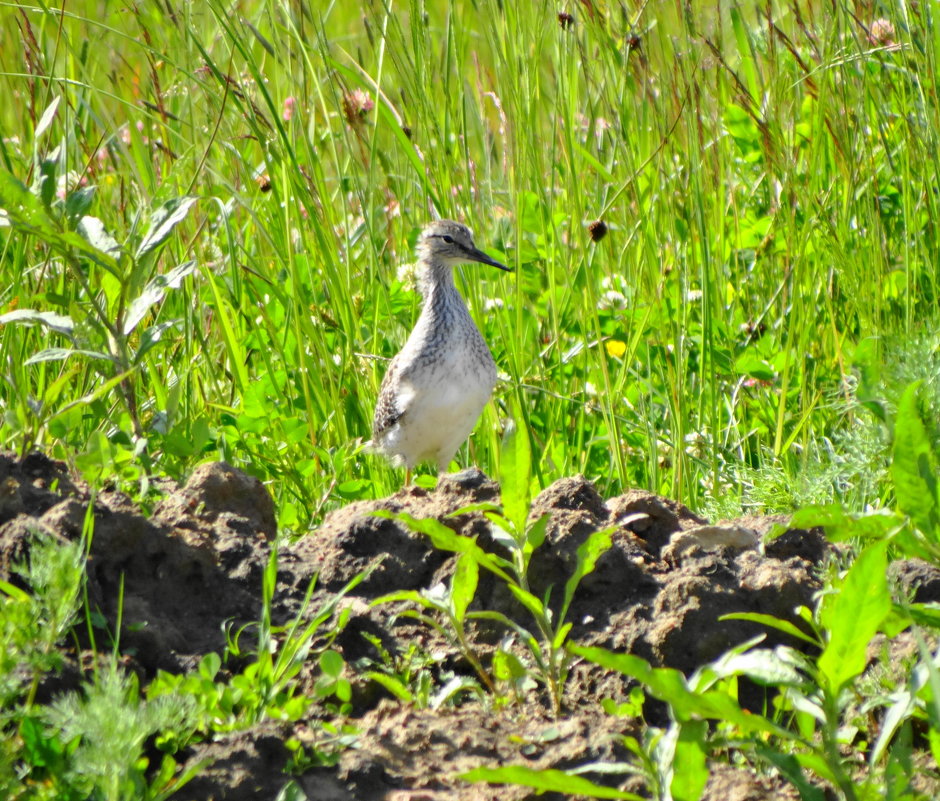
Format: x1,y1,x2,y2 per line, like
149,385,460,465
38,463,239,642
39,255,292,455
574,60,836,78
405,467,412,486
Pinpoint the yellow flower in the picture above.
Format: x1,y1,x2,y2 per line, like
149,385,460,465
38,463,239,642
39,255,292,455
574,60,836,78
605,339,626,358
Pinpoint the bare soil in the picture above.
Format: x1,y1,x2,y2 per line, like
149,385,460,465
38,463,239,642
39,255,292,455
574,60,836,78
2,452,937,800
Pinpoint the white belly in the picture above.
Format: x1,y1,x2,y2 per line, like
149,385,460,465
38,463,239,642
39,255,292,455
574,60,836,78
383,347,496,470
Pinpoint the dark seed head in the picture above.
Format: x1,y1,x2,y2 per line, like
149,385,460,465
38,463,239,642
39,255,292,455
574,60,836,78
740,320,767,342
558,12,575,29
588,219,608,242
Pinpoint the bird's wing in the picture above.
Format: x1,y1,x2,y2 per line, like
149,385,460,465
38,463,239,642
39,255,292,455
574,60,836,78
372,358,406,439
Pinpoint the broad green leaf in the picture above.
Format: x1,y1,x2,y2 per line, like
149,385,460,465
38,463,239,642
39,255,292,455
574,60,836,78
198,652,221,680
319,649,344,677
0,168,54,232
65,185,96,221
826,509,902,542
879,605,913,638
451,551,478,624
905,602,940,629
0,309,75,336
25,348,112,365
378,511,512,581
135,320,181,362
59,229,121,275
492,648,532,686
34,95,61,140
124,260,197,335
720,612,820,646
507,583,547,621
559,526,614,625
754,747,826,801
929,728,940,769
459,765,644,799
524,513,548,556
553,620,573,650
892,381,940,538
893,527,940,561
785,504,849,531
734,350,774,381
671,720,708,801
499,417,531,536
784,504,900,543
791,750,839,785
19,715,66,769
430,675,479,709
37,153,58,208
818,540,891,694
572,645,788,737
364,671,414,703
573,646,698,719
871,689,914,765
705,647,805,687
77,216,122,260
136,196,198,259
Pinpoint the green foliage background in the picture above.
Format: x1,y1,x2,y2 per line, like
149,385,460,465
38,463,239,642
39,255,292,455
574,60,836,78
5,4,940,799
1,1,937,528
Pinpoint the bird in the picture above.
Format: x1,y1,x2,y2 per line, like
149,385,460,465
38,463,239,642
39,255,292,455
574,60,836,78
372,219,510,480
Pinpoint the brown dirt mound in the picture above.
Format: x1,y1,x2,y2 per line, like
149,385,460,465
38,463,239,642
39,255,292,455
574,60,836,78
0,454,846,800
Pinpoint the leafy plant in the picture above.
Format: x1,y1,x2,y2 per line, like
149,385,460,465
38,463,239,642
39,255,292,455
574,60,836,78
151,550,378,729
460,491,935,801
39,667,200,801
460,764,646,800
4,0,940,797
376,420,614,714
0,105,198,467
0,531,86,799
0,518,202,800
2,528,86,709
372,547,495,699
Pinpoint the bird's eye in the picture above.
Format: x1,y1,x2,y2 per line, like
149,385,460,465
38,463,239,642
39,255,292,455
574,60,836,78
442,235,454,244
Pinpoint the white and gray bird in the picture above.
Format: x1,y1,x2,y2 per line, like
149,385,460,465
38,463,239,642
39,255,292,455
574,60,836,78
372,219,510,477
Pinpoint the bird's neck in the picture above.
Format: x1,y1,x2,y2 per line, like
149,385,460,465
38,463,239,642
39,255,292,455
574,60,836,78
418,263,466,320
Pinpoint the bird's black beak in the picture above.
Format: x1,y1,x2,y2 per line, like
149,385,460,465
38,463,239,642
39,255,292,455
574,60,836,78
468,247,512,271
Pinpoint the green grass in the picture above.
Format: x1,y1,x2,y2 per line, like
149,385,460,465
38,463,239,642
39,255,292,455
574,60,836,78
3,1,938,527
4,1,940,798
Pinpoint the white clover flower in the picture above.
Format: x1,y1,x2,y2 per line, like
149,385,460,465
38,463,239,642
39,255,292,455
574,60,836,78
598,289,627,310
397,260,420,291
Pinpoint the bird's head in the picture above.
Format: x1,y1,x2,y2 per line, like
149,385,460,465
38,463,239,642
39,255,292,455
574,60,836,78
417,219,510,271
